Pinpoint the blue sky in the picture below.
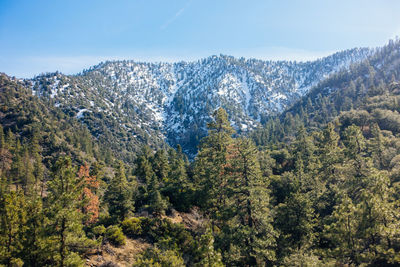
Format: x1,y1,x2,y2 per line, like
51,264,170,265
1,0,399,78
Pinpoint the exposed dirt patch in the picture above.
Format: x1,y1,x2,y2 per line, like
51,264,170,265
85,238,150,267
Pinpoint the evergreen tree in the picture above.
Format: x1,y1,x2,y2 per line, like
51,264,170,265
314,122,342,218
104,161,133,221
152,150,170,182
45,157,91,267
135,148,156,185
22,195,50,266
275,192,316,258
149,189,169,217
195,227,224,267
316,122,342,182
31,132,44,191
0,145,12,192
194,108,235,219
0,190,27,266
165,147,192,211
223,138,277,265
21,146,35,196
369,123,385,169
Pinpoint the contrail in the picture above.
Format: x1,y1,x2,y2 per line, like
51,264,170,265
160,0,192,30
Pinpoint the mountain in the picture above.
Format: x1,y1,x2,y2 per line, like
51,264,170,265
249,39,400,147
0,73,115,168
286,39,400,130
29,48,371,158
3,41,400,267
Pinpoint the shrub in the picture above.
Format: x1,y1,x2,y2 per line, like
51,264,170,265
140,218,196,256
105,225,126,246
92,225,106,236
121,217,143,237
133,247,185,267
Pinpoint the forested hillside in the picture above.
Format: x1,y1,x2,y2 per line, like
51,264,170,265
29,48,370,158
1,40,400,266
250,39,400,145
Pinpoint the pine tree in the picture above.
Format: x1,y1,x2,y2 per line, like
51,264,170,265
275,192,316,257
5,129,15,152
135,150,156,185
195,227,224,267
316,122,341,182
369,123,385,169
45,157,90,267
0,145,12,192
0,190,27,266
194,108,235,219
314,122,342,218
293,126,317,175
224,138,277,265
324,140,400,265
104,161,133,222
149,189,168,217
165,147,192,211
0,125,5,149
152,150,170,182
21,146,35,196
30,132,44,191
22,195,50,266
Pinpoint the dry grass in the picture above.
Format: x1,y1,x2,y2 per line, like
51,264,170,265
85,238,150,267
85,208,207,266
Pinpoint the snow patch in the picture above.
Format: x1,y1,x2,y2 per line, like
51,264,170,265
76,109,91,119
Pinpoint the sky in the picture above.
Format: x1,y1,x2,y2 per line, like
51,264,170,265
0,0,400,78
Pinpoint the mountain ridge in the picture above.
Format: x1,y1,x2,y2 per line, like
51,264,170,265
28,47,372,158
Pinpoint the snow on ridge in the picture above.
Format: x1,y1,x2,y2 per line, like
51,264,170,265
29,48,372,153
241,73,251,111
76,108,91,119
50,79,60,98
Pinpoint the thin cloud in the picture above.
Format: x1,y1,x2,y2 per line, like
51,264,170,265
160,0,192,30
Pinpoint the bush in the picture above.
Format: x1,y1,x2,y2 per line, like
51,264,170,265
133,247,185,267
105,225,126,246
64,252,85,267
92,225,106,236
121,217,143,237
140,218,196,256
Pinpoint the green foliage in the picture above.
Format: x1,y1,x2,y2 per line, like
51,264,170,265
63,252,85,267
105,225,126,247
149,190,169,216
121,217,143,237
3,40,400,267
281,249,334,267
195,227,224,267
222,137,277,265
92,225,106,236
104,161,134,222
164,146,193,212
275,192,316,256
194,107,235,217
141,218,196,254
133,246,185,267
45,157,94,266
0,191,27,266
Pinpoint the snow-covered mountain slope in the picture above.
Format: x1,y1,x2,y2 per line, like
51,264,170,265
29,48,371,156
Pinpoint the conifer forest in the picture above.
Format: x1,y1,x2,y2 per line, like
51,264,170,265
1,2,400,266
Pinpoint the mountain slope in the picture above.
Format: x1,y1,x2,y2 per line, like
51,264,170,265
286,39,400,128
250,39,400,147
29,48,371,157
0,73,112,167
